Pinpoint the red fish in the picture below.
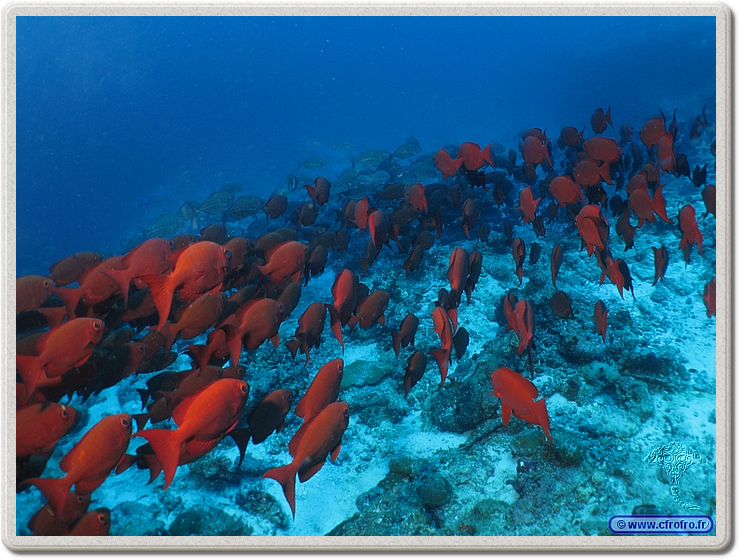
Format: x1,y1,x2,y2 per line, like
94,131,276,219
47,251,103,287
433,148,464,179
256,241,308,286
657,131,676,173
428,306,453,388
404,183,428,214
490,367,552,443
392,313,419,357
628,185,671,227
53,256,126,318
652,245,669,285
457,141,494,171
65,508,111,536
594,300,608,343
465,250,483,303
264,193,288,223
135,378,249,489
678,205,703,263
347,290,389,332
16,318,104,397
512,237,525,285
549,176,585,207
25,413,132,518
461,197,481,239
559,126,584,148
263,401,349,518
574,158,611,187
27,491,90,536
353,197,370,232
583,137,621,164
575,205,609,256
404,350,428,397
606,257,635,299
590,106,612,135
640,116,666,148
103,238,174,309
520,135,553,168
285,302,329,365
327,269,360,351
158,291,226,354
447,247,469,311
17,403,78,457
141,241,231,331
701,184,716,218
221,298,285,366
703,278,716,317
503,291,518,334
517,186,540,225
305,176,331,206
368,210,389,250
514,299,534,356
626,172,649,196
17,275,55,314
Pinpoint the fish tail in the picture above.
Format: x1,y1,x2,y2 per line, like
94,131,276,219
347,315,359,334
285,338,301,361
52,287,81,319
157,322,179,356
651,185,672,223
481,143,494,167
114,453,137,475
131,412,151,432
429,348,450,388
142,454,163,484
136,388,150,410
598,162,612,185
185,343,212,371
263,464,297,519
391,332,401,358
16,354,43,397
134,428,182,490
326,305,344,352
101,268,132,309
139,274,174,331
26,476,71,519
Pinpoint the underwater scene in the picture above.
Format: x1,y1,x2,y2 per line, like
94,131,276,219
15,15,718,538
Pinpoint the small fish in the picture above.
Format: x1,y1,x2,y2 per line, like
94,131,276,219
590,106,613,135
514,299,535,356
559,126,584,148
457,142,494,172
17,403,78,458
347,290,389,332
594,300,609,343
404,350,428,397
619,124,634,146
703,278,716,318
139,213,183,240
255,241,308,286
574,158,611,187
575,205,609,256
392,313,419,357
639,116,666,148
452,327,469,360
490,367,552,443
691,163,708,188
404,183,428,214
701,184,716,218
520,135,553,169
26,414,133,518
404,244,424,277
305,176,331,206
428,307,453,388
300,157,328,170
584,137,621,164
47,251,103,287
355,149,392,167
550,291,575,319
135,378,249,489
264,193,288,224
447,247,469,311
657,132,676,173
549,175,585,207
263,401,350,518
17,275,55,314
461,197,482,239
550,245,563,289
65,508,111,536
607,257,635,300
200,191,236,218
529,242,541,266
512,238,525,285
652,246,669,285
285,302,329,365
677,205,703,264
628,185,672,227
465,250,483,303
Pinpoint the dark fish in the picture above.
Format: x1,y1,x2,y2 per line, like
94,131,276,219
590,106,612,135
512,238,525,285
691,164,708,188
404,350,427,397
652,245,669,285
391,313,419,357
504,221,513,247
550,245,563,289
404,244,424,277
477,223,490,243
465,250,483,304
532,216,545,238
618,124,634,146
674,153,691,178
550,291,575,319
452,327,469,360
609,194,625,217
701,184,716,218
529,242,541,266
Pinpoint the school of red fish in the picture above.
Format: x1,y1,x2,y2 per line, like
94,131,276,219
16,105,716,535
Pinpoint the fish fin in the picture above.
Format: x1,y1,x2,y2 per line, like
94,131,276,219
285,338,301,360
263,464,297,518
139,274,174,330
533,399,553,444
288,420,311,457
115,453,137,475
16,355,42,397
298,459,326,483
101,268,132,309
330,443,341,463
131,412,150,432
271,333,280,349
651,185,673,223
290,270,302,283
134,428,182,490
143,454,162,484
481,143,494,167
136,388,150,410
347,315,359,334
326,304,344,352
391,332,401,358
26,476,72,519
428,349,450,387
377,314,385,326
605,105,612,127
228,428,251,468
157,322,179,356
52,287,81,320
501,403,512,426
185,344,211,371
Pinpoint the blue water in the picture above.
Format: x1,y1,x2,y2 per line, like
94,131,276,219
17,16,714,273
15,15,718,539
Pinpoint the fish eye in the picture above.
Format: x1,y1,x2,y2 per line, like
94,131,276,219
138,345,145,354
224,248,233,260
60,406,69,420
216,368,223,378
239,383,248,394
168,241,176,251
120,417,130,428
43,280,51,289
98,513,108,524
76,495,86,504
93,321,101,331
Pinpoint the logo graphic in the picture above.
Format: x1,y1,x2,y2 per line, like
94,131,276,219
644,441,707,511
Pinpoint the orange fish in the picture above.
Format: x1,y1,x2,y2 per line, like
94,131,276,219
53,256,126,318
16,318,104,397
141,241,231,331
657,131,676,173
353,197,370,233
520,135,553,168
429,306,453,388
404,183,428,214
639,116,666,148
575,205,609,256
263,401,349,518
392,313,419,357
514,299,534,356
590,106,612,135
703,278,716,318
47,251,103,287
490,367,552,443
327,269,360,351
221,298,285,366
574,158,611,187
594,300,608,343
512,237,525,285
27,491,90,536
25,413,132,518
256,240,308,286
678,205,703,263
457,142,494,171
135,378,249,489
517,186,540,225
368,210,389,250
628,185,671,227
652,245,669,285
433,148,464,179
17,403,78,458
583,137,621,164
549,176,585,207
17,275,55,314
606,257,635,299
626,172,649,195
447,247,469,314
65,508,110,536
158,291,226,354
